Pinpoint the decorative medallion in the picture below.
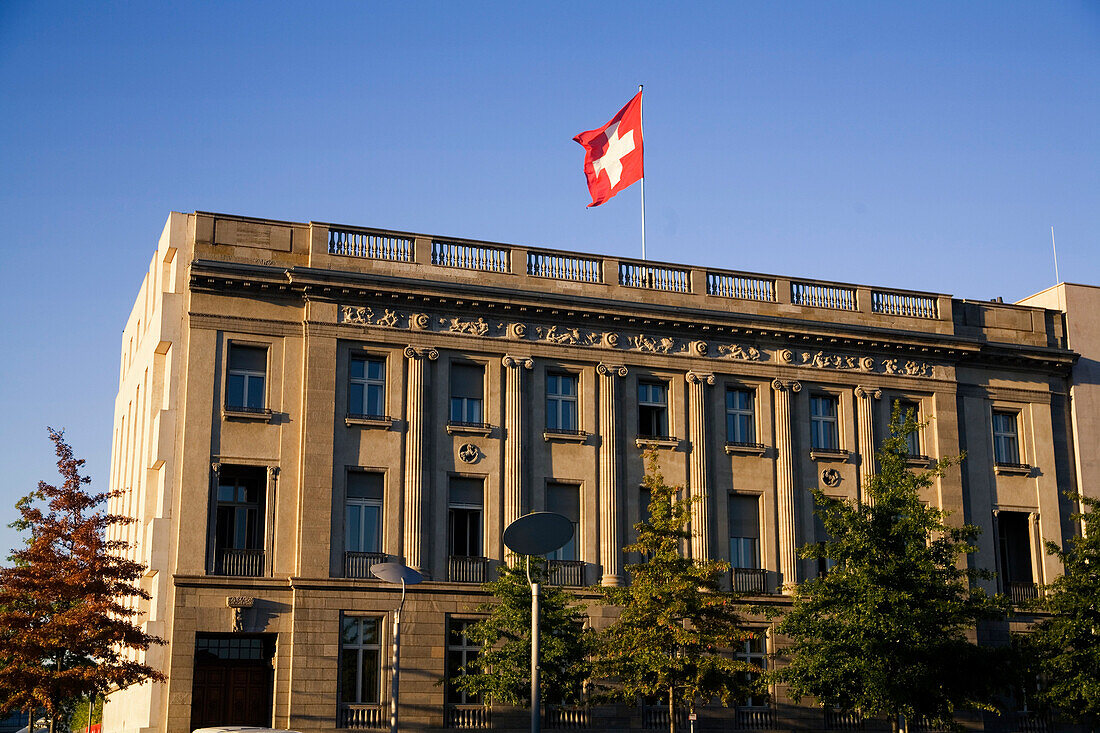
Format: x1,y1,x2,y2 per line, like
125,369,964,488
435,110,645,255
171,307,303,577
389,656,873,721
821,468,841,487
459,443,480,464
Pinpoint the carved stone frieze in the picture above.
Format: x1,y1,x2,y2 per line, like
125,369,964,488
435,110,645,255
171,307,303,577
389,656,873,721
443,316,490,335
717,343,762,361
536,324,601,346
630,333,678,354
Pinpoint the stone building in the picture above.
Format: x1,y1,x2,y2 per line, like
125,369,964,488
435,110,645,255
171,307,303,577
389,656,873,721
103,211,1086,732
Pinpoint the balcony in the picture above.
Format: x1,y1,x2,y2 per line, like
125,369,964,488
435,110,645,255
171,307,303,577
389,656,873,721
995,461,1032,476
344,551,388,579
547,559,586,587
448,555,490,583
544,705,591,730
444,704,491,729
731,567,769,595
1007,581,1039,605
213,548,264,577
339,703,386,729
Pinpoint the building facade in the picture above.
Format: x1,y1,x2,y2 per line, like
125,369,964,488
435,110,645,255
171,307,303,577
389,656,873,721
103,212,1085,732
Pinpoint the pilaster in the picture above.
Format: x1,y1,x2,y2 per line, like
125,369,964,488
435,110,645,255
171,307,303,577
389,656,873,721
598,362,628,586
402,345,437,573
502,355,533,530
772,378,801,592
855,385,882,506
686,371,715,561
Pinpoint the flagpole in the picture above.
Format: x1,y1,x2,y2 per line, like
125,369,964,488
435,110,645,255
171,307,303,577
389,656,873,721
639,83,646,261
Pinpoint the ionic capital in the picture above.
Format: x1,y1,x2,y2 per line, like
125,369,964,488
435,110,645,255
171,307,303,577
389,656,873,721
685,371,716,386
404,345,439,361
855,385,882,400
597,363,628,378
502,355,534,370
772,378,801,393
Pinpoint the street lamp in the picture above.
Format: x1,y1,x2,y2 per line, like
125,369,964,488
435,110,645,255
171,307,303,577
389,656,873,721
371,561,423,733
502,511,575,733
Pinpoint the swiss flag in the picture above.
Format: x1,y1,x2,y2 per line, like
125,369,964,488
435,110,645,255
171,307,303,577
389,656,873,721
574,92,644,207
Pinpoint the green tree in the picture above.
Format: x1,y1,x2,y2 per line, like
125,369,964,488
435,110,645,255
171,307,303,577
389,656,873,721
451,555,594,707
595,450,760,733
0,429,165,732
772,406,1009,732
1020,493,1100,728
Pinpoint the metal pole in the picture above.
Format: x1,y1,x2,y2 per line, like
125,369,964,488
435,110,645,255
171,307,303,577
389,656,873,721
532,579,541,733
390,578,405,733
639,83,646,261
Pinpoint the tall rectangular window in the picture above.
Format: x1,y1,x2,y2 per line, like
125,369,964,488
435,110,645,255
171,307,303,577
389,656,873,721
546,373,579,432
735,633,768,708
213,466,265,576
992,411,1021,464
726,388,756,445
813,506,836,578
450,364,484,424
546,483,580,561
728,495,760,569
227,344,267,410
446,619,481,705
448,478,483,558
346,472,383,554
638,381,669,438
349,357,385,417
897,400,921,456
998,511,1034,586
340,616,382,706
810,395,840,451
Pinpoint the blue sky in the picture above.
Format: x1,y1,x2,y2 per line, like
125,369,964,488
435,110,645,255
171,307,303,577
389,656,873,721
1,1,1098,555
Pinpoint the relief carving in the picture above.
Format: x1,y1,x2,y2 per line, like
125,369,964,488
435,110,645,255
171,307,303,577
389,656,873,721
340,305,373,324
445,316,490,335
536,324,599,346
631,333,676,354
411,313,431,330
604,332,620,348
717,343,762,361
510,322,527,338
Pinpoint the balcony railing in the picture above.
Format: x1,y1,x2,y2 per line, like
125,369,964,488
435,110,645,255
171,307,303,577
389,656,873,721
641,705,686,730
619,262,691,293
825,709,864,730
432,239,510,273
339,703,386,729
732,567,769,595
528,252,602,283
1007,581,1039,605
791,280,857,310
444,704,491,729
736,707,776,730
544,706,591,729
449,555,490,583
344,551,388,579
214,548,264,577
707,272,776,302
329,228,413,262
871,289,938,319
547,559,586,587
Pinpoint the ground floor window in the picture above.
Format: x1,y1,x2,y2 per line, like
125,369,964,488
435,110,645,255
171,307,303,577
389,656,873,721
340,615,383,706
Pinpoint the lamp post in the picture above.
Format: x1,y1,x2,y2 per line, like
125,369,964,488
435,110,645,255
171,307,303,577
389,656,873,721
371,561,424,733
502,512,575,733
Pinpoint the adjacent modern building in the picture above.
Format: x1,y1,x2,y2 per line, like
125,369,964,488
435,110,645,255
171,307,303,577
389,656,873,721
103,212,1091,732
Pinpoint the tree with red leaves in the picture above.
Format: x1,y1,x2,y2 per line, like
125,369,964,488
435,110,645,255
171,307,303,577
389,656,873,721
0,429,165,732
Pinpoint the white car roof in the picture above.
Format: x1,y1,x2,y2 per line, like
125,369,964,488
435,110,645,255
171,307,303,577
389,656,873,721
192,728,302,733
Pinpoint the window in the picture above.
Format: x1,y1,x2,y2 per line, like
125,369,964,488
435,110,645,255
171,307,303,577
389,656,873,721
226,344,267,410
346,472,383,554
810,395,840,451
340,616,383,706
546,483,580,561
213,466,265,576
448,478,483,558
349,357,385,417
445,619,481,705
450,364,484,424
726,388,756,444
546,373,579,432
728,495,760,569
813,505,836,578
638,381,669,437
998,511,1034,588
735,633,768,708
897,400,921,456
993,411,1021,464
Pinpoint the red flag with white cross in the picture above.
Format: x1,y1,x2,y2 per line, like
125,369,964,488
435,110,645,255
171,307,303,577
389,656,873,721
574,91,644,207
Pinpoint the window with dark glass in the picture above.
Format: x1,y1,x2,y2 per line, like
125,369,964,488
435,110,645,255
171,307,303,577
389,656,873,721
726,388,756,444
993,411,1021,464
349,357,385,417
735,633,768,708
546,483,580,561
340,616,382,706
346,472,383,554
813,505,836,578
810,395,840,450
897,400,921,456
446,618,481,705
998,511,1034,587
728,495,760,569
638,381,669,437
227,344,267,410
450,364,484,424
448,478,483,558
546,373,579,432
212,466,265,575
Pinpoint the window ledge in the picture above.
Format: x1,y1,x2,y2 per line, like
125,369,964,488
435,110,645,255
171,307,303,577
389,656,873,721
222,406,273,422
725,441,767,456
544,429,589,443
447,421,493,436
635,436,680,449
345,414,395,429
809,448,850,462
905,454,932,467
995,462,1032,476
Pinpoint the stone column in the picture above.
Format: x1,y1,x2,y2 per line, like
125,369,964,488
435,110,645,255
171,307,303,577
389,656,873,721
686,371,715,561
502,355,533,530
402,346,437,573
772,378,801,592
855,385,882,506
597,363,628,586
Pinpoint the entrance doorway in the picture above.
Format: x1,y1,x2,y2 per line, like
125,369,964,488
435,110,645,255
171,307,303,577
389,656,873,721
190,634,275,730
